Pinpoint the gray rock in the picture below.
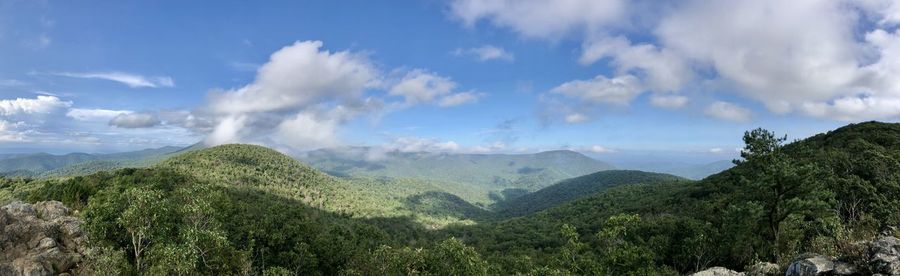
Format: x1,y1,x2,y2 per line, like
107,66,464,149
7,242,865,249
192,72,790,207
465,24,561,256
832,261,858,275
0,201,85,276
785,255,834,276
746,262,779,276
1,201,35,218
32,201,69,221
870,236,900,275
691,266,745,276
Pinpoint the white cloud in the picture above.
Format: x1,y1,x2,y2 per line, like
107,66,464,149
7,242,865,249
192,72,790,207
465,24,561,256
210,40,377,114
580,36,692,92
439,91,482,107
708,147,724,153
202,40,389,151
0,120,25,142
205,115,247,146
66,108,131,122
551,74,642,105
450,0,900,121
454,45,515,62
657,0,861,109
53,72,175,88
649,95,688,109
585,145,616,153
705,101,751,122
389,69,482,107
0,95,72,116
390,70,457,105
450,0,627,39
271,112,340,151
388,137,461,153
564,113,588,124
108,113,161,129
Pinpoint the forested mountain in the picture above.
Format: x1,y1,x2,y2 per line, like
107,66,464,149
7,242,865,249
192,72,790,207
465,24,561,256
0,146,182,177
440,121,900,274
618,160,735,180
493,170,686,217
3,121,900,275
301,148,615,193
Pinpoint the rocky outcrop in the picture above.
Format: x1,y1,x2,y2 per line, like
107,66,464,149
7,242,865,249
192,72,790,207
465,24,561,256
746,262,779,276
691,267,745,276
870,235,900,275
0,201,86,276
785,255,835,276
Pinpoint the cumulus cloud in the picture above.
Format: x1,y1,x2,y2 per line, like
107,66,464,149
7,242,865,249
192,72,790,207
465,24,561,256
201,40,382,150
199,40,479,152
649,95,688,109
705,101,751,122
0,95,71,116
389,69,482,107
708,147,724,153
52,72,175,88
210,40,378,114
0,120,25,142
450,0,900,121
389,70,457,104
108,113,162,129
580,36,691,92
551,74,642,106
453,45,515,62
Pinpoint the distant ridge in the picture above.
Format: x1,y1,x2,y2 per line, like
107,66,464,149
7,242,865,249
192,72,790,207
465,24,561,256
0,146,183,177
300,147,615,192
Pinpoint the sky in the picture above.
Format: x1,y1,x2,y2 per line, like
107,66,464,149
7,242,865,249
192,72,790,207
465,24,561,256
0,0,898,164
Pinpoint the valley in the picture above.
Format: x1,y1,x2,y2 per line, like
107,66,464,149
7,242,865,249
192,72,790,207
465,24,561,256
2,122,900,275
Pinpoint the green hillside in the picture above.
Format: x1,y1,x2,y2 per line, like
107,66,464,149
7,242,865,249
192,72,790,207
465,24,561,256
439,121,900,274
5,122,900,275
494,170,686,217
301,148,614,194
157,144,489,227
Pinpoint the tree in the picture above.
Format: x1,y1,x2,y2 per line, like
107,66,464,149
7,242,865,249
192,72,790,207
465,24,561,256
735,128,833,260
117,187,172,272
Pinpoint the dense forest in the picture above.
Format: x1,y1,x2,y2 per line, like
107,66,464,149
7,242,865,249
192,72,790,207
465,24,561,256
2,121,900,275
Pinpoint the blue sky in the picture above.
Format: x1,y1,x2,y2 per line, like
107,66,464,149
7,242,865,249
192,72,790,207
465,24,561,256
1,0,898,164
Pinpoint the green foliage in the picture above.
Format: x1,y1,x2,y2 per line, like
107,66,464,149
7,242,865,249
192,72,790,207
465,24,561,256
79,246,132,275
5,121,900,275
495,170,686,217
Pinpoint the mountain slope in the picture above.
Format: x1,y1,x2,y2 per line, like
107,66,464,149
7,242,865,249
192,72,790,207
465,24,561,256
301,148,614,192
156,144,489,227
445,121,900,274
157,144,346,209
494,170,686,217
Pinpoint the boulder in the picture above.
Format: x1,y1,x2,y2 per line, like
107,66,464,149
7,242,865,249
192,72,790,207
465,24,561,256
832,260,858,275
785,255,834,276
870,236,900,275
746,262,779,276
691,266,745,276
0,201,86,276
